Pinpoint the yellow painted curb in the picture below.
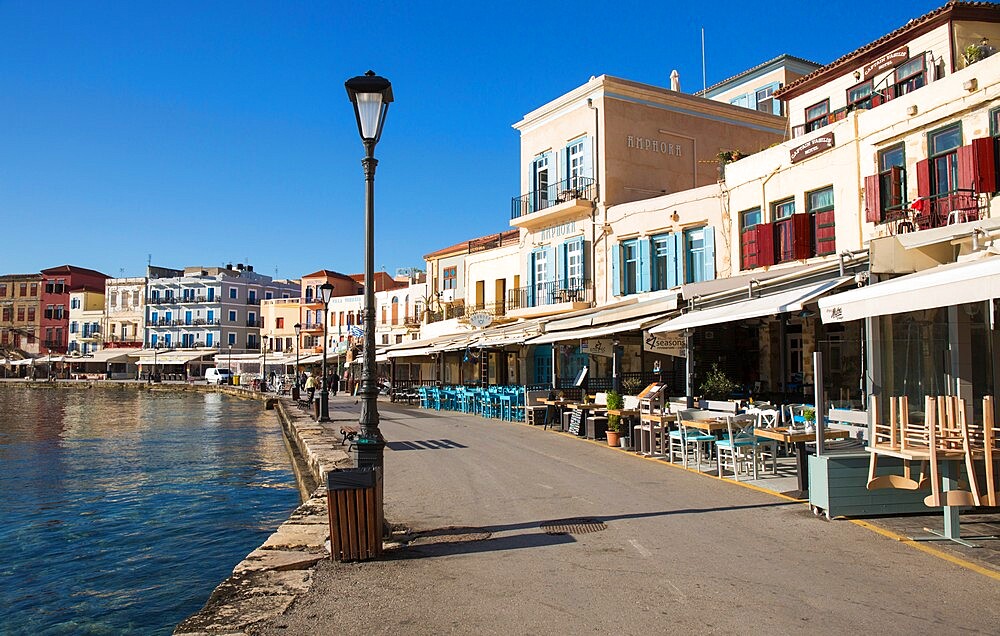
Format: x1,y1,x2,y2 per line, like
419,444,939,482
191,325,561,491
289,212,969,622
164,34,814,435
849,519,1000,581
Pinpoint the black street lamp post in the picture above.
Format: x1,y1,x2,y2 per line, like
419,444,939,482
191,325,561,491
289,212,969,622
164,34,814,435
292,322,301,400
319,282,334,422
346,70,392,470
228,344,233,386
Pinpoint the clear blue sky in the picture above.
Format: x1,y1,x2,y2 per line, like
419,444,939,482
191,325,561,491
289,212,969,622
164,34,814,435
0,0,943,279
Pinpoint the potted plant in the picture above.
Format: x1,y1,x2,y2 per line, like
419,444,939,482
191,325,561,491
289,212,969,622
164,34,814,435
606,390,624,446
698,363,737,409
802,406,817,432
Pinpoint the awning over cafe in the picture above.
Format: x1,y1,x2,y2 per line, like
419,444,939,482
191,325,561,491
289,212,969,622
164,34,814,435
650,277,850,333
133,349,215,365
818,255,1000,323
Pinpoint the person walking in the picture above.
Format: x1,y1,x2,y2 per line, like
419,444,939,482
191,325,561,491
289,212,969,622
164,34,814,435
331,371,340,396
304,373,317,403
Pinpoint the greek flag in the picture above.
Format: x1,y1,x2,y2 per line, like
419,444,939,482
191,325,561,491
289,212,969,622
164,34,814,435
348,325,364,337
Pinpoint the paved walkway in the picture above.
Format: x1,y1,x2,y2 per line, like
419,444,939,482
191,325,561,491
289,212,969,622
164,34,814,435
251,397,999,635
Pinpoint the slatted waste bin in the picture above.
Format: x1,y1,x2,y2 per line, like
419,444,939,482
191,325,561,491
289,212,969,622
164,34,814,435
326,467,383,561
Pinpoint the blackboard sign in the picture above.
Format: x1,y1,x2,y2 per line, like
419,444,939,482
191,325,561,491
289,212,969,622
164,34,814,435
568,410,583,435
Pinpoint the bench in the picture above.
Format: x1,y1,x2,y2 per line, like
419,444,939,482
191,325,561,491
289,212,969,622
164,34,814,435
340,425,360,445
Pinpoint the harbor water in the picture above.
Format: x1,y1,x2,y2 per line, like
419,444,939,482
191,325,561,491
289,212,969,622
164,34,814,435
0,386,300,635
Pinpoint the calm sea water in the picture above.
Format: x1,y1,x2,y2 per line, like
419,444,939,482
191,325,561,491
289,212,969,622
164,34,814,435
0,386,300,635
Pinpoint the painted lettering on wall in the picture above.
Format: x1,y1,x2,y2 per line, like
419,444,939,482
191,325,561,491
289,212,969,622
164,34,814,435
537,221,577,242
627,136,683,156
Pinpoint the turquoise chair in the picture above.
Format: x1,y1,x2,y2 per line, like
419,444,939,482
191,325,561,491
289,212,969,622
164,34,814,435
715,414,759,480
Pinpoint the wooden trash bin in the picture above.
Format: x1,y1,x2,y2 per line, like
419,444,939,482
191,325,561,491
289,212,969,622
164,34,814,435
327,467,384,562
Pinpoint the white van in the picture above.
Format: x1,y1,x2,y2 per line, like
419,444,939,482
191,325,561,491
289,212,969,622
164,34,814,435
205,367,233,385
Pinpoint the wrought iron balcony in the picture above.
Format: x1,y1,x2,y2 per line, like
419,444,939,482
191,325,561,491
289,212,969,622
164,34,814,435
511,176,596,220
507,279,592,310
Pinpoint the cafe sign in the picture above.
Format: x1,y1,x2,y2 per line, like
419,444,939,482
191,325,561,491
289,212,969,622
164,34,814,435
790,133,835,164
863,46,909,79
581,338,613,358
643,330,686,358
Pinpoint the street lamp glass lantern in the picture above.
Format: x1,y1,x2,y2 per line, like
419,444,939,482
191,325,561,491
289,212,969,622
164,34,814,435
345,71,393,143
293,322,301,336
319,283,334,304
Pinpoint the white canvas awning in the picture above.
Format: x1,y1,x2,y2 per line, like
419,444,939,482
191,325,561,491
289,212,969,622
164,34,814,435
133,349,215,365
651,277,850,333
385,333,470,359
818,255,1000,323
72,349,135,364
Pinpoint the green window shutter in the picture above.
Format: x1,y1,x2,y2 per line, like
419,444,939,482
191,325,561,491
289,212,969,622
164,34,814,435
703,227,716,280
637,238,652,293
611,243,620,297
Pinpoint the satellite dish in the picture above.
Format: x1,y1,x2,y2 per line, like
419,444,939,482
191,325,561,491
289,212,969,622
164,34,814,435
469,312,492,329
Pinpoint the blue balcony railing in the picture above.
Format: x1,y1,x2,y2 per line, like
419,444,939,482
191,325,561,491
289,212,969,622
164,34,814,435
511,177,596,220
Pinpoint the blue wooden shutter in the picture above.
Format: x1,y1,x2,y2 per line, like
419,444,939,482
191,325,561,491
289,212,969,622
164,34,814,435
703,227,716,280
576,237,587,283
527,250,538,306
556,241,566,289
666,233,681,288
611,243,621,297
637,238,652,293
583,136,594,181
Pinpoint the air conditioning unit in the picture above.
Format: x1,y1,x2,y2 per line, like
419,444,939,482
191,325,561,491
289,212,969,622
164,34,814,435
439,289,455,303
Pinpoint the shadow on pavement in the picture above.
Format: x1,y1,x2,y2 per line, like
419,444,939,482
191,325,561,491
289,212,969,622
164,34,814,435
388,501,796,559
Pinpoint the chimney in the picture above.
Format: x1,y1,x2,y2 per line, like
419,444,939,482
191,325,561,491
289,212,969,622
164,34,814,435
226,263,233,270
670,70,681,92
236,263,244,271
246,265,253,272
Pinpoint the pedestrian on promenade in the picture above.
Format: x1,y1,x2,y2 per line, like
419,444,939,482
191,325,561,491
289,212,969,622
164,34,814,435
304,373,317,402
331,371,340,396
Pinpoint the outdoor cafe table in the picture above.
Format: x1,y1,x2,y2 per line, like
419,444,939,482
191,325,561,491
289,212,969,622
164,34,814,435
541,399,574,431
637,412,677,456
752,427,850,494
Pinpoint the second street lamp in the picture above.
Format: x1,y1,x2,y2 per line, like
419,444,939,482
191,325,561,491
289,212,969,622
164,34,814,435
292,322,301,400
319,282,334,422
346,70,392,471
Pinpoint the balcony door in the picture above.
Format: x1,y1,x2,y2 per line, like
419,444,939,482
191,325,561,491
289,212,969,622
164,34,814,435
532,153,551,212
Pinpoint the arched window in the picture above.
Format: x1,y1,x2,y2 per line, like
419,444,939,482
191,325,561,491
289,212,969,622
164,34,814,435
391,296,399,325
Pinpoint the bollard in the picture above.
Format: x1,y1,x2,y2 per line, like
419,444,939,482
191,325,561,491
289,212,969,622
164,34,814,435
326,467,383,562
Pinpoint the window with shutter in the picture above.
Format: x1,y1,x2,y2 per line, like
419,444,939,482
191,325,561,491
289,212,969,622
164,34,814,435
792,213,813,260
636,238,651,293
739,208,762,270
611,244,621,298
771,198,796,263
808,187,836,256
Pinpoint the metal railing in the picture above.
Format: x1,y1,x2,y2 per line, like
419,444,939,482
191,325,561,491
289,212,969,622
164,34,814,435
506,279,592,310
468,231,520,253
511,176,596,219
146,319,221,327
916,189,985,229
246,319,262,327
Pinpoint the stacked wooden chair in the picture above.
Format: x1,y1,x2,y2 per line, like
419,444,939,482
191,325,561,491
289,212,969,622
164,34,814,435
867,395,998,508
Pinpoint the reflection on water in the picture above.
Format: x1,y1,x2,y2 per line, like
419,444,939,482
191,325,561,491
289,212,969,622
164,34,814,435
0,386,298,635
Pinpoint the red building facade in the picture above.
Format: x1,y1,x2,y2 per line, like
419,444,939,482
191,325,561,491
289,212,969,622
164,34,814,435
39,265,109,353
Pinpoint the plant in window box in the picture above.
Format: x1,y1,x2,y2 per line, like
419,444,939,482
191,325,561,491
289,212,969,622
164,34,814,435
605,390,625,446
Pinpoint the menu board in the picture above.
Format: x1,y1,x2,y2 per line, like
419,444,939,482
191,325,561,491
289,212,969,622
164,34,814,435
568,409,583,435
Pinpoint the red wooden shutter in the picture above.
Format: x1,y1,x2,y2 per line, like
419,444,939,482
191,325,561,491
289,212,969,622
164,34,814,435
740,228,759,270
957,143,976,192
814,210,837,255
792,213,813,260
756,222,775,267
970,137,997,193
915,159,931,199
864,174,882,223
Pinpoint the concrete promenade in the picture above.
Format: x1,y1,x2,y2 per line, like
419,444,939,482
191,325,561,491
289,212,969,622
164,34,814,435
242,397,999,635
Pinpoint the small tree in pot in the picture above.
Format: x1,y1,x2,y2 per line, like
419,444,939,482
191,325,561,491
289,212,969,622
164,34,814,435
698,363,737,408
605,390,625,446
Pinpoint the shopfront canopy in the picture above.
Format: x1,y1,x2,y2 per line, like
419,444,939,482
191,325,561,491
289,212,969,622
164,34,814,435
650,277,850,334
133,349,215,365
818,255,1000,323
